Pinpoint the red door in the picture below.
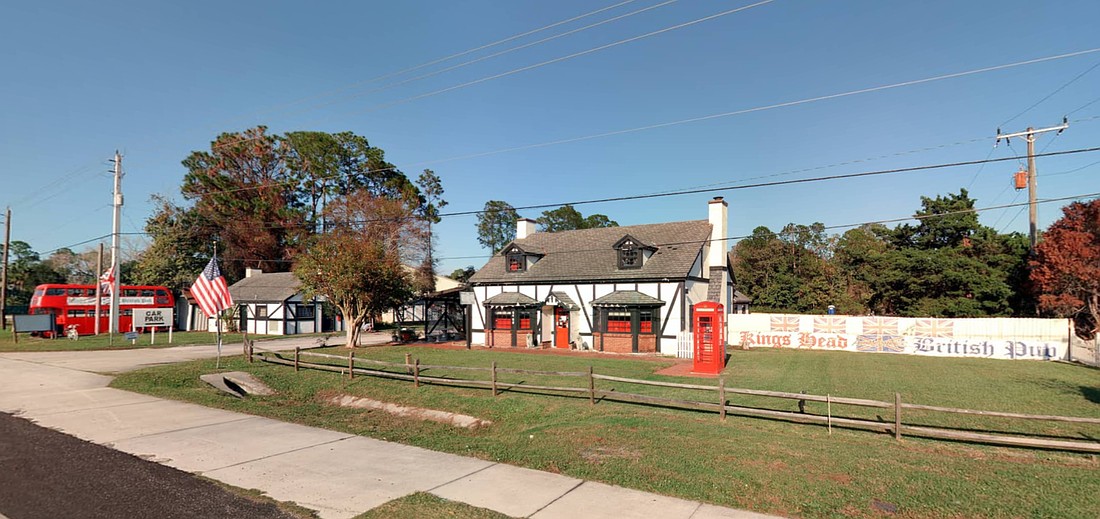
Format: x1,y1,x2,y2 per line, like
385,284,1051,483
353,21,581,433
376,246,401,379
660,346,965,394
554,307,570,348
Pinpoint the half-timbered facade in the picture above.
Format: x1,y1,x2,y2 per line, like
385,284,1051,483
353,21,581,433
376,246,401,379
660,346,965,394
468,197,733,356
228,270,324,335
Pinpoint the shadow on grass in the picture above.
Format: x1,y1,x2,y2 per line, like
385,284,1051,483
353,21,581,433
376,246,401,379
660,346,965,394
1082,385,1100,405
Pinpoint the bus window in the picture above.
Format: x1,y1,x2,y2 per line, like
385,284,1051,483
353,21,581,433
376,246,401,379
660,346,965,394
141,289,154,297
122,289,138,297
34,288,45,297
67,309,88,318
46,288,65,296
68,288,83,296
155,289,168,297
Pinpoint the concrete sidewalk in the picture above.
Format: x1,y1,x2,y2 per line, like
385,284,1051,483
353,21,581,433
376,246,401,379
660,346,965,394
0,335,776,519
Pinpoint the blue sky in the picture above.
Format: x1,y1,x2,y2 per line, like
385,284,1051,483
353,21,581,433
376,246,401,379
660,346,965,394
3,0,1099,275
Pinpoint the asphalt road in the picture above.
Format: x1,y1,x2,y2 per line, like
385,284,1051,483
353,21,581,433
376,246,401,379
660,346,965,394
0,412,299,519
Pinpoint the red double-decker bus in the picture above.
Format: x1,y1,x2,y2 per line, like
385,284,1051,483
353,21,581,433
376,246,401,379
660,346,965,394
29,284,175,336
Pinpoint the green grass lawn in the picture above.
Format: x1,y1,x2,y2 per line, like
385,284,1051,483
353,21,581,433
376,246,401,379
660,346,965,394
0,326,249,352
111,346,1100,519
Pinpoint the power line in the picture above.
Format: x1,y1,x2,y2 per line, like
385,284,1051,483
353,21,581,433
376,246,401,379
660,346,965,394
193,191,1100,264
437,146,1100,217
181,47,1100,200
221,0,648,125
182,145,1100,230
296,0,778,123
280,0,679,119
419,47,1100,166
999,59,1100,127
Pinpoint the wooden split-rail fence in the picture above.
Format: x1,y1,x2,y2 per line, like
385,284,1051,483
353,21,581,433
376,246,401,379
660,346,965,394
244,343,1100,454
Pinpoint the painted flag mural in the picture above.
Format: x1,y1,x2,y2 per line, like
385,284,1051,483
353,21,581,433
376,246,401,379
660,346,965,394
728,313,1063,361
191,257,233,317
915,319,954,338
862,316,898,335
770,315,800,332
813,316,847,334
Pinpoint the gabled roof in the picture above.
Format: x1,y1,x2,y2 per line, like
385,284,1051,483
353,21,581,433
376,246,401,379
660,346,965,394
591,290,665,307
229,272,303,303
483,292,539,306
469,220,711,284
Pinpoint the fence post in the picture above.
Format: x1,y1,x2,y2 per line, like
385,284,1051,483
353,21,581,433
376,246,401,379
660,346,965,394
588,366,595,405
414,358,420,388
247,340,253,364
719,377,726,421
294,347,300,372
491,361,498,397
348,351,354,379
405,353,412,375
894,392,902,440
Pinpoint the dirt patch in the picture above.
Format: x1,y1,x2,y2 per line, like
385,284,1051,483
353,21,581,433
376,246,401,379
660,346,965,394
653,361,722,378
326,394,491,429
580,445,643,464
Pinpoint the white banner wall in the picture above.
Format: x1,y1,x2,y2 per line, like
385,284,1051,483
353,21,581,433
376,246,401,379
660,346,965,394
727,314,1070,361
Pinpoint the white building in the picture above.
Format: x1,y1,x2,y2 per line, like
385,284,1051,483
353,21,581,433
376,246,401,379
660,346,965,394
467,197,733,355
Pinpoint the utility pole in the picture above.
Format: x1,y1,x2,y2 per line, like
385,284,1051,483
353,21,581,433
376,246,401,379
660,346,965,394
95,243,103,335
996,118,1068,251
110,151,123,334
1,207,10,330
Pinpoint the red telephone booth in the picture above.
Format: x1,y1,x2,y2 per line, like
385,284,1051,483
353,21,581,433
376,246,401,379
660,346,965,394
692,301,726,375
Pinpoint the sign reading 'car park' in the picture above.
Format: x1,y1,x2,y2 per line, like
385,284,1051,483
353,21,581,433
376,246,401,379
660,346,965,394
134,308,174,328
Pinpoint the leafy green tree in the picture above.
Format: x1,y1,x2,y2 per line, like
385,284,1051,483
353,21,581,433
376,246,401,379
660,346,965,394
412,169,447,294
282,131,417,230
476,200,520,253
892,188,980,249
833,225,890,313
181,126,305,280
131,195,212,293
1030,198,1100,338
294,192,427,347
536,204,618,232
732,226,837,313
4,241,64,307
449,266,476,284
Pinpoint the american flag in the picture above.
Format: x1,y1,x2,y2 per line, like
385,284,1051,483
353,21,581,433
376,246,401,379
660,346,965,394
813,316,846,334
770,315,801,332
862,316,898,335
915,318,954,338
191,257,233,317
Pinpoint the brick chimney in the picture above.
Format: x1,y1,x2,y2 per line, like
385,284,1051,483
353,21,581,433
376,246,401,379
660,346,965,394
516,218,537,240
708,197,728,267
707,197,730,306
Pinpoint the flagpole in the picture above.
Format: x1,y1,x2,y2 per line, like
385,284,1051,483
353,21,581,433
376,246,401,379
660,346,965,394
214,241,222,369
216,308,223,369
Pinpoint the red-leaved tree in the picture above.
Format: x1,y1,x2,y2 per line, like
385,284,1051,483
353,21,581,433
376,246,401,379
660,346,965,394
1029,199,1100,339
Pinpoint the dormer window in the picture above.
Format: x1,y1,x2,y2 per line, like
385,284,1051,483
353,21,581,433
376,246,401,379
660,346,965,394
503,245,528,273
507,254,525,272
614,235,653,270
619,241,640,269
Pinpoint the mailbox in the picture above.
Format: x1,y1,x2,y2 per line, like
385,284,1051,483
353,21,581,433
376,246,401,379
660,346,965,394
692,301,726,375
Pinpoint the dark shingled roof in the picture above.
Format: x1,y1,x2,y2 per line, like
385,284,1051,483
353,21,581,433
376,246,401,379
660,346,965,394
469,220,711,284
591,290,665,306
229,272,302,303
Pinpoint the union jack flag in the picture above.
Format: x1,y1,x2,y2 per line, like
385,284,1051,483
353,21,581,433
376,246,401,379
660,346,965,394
813,316,846,334
770,315,801,332
915,318,954,338
855,335,905,353
862,316,898,335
